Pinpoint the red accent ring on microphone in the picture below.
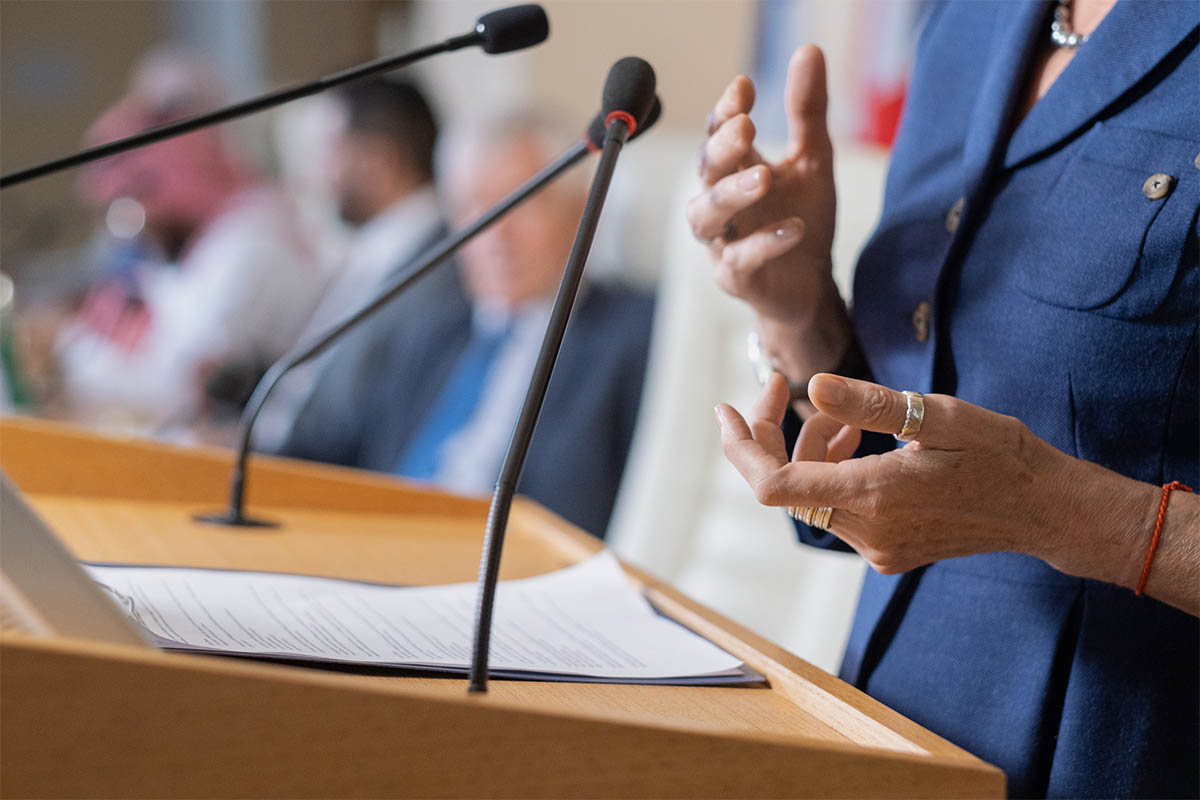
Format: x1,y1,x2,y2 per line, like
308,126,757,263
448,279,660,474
604,110,637,137
584,135,602,154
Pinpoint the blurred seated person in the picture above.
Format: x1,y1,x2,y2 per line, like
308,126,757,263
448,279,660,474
51,49,327,440
252,77,453,451
281,116,655,537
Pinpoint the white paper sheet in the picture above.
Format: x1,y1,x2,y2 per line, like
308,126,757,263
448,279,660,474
85,552,748,682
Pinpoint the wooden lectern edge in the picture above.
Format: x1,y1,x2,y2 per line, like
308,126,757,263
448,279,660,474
508,498,987,765
0,628,999,771
0,415,491,517
0,631,1005,798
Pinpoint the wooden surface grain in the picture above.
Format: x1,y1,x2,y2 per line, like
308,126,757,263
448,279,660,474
0,418,1005,797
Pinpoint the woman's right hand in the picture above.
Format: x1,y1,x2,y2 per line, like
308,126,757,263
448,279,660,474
686,45,840,328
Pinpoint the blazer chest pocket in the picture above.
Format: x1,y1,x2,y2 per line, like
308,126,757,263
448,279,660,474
1018,121,1199,318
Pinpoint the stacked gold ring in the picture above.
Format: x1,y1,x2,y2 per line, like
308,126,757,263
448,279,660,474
787,506,834,530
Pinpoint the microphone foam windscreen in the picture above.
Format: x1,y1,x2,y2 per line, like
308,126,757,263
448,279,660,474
587,95,662,148
601,57,656,125
638,96,663,135
475,5,550,54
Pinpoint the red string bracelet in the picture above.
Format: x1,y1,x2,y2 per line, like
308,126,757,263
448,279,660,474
1135,480,1194,596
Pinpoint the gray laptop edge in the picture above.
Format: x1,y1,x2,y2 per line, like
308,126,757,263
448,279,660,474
0,470,151,647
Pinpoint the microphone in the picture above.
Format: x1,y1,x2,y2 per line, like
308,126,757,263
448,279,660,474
0,4,550,189
193,94,660,528
600,56,657,131
476,4,550,53
467,57,657,693
586,96,661,152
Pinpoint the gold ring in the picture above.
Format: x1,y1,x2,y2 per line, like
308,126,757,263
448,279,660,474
787,506,834,530
894,390,924,442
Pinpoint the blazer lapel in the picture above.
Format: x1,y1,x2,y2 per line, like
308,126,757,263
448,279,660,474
1004,1,1200,169
381,287,473,464
959,0,1050,200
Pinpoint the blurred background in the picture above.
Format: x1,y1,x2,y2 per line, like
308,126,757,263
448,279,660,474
0,0,924,675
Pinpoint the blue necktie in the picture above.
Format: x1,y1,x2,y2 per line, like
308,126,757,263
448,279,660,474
395,323,511,480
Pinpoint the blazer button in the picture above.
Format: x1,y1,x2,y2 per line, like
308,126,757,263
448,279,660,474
912,301,931,343
1143,173,1174,200
1193,151,1200,169
945,197,965,234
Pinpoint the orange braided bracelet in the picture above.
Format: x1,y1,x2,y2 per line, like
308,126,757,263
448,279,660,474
1135,481,1194,596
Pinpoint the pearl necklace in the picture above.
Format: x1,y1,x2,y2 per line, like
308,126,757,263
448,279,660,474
1051,0,1089,48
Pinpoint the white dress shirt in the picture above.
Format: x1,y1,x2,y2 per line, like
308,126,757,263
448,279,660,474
296,187,441,339
56,186,328,438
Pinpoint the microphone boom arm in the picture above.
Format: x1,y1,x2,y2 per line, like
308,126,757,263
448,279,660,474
467,118,633,692
0,38,480,189
0,3,553,188
195,139,589,527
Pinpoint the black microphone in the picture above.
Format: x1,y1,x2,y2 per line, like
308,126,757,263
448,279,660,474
0,4,550,189
467,56,657,694
476,4,550,53
586,95,662,151
191,99,661,528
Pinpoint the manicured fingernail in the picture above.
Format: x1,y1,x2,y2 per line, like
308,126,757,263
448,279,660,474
810,374,847,407
713,405,725,428
738,168,762,193
775,218,804,241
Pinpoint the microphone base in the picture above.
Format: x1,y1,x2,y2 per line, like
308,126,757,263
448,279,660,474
193,511,281,529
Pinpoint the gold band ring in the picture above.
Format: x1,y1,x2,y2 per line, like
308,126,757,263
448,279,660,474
894,390,925,442
787,506,834,530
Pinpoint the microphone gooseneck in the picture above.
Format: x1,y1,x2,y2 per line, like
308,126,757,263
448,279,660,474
194,138,589,527
467,57,657,694
0,5,549,189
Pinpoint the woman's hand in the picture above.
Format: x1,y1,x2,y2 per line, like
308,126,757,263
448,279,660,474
714,373,1163,582
688,46,838,327
689,46,854,400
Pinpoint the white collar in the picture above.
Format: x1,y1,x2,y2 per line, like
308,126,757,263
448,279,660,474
347,186,441,281
471,294,559,336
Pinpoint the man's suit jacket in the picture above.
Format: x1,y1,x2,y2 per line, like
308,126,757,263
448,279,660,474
788,2,1198,796
283,270,655,538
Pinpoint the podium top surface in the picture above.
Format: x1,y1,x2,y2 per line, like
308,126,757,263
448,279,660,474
0,418,1004,798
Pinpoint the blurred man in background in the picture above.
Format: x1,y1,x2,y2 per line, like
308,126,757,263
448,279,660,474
252,77,454,451
46,49,327,441
282,116,655,537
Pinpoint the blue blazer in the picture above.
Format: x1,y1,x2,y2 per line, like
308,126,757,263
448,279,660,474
791,2,1198,796
282,269,655,538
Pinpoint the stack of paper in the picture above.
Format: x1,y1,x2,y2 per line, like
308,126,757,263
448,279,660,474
85,552,757,685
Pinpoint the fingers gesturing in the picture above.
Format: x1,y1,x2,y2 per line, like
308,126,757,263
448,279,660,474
686,164,770,241
689,46,837,320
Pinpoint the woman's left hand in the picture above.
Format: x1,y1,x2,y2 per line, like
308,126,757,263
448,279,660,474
714,372,1093,575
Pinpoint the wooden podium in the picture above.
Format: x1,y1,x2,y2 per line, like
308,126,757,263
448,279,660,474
0,418,1004,798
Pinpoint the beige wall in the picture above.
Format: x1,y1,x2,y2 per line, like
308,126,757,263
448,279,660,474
263,1,391,85
395,1,756,132
1,1,166,270
524,1,756,133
